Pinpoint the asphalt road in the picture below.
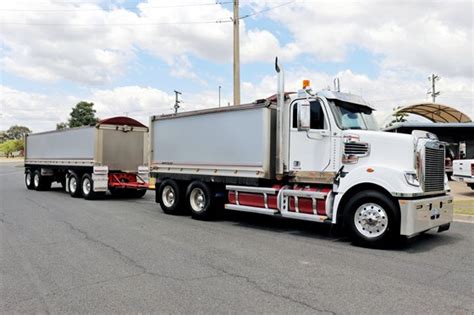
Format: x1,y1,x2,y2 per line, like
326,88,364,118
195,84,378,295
1,163,473,314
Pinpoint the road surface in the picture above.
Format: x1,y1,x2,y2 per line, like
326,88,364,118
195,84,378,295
1,162,472,314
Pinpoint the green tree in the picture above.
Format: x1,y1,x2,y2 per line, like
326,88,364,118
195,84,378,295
56,122,68,130
385,106,409,128
0,139,23,157
5,125,31,140
0,131,7,143
68,101,99,128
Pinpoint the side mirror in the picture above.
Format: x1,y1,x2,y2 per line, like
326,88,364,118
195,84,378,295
297,101,311,131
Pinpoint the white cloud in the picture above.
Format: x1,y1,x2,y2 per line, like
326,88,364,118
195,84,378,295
91,85,174,124
0,84,225,131
240,67,474,127
0,0,294,85
266,0,473,78
0,86,78,132
0,2,137,85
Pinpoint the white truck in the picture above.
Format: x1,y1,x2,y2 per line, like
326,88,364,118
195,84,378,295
452,159,474,190
149,60,453,246
24,117,149,199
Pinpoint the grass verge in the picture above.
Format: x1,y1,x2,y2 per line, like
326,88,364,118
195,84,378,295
454,199,474,216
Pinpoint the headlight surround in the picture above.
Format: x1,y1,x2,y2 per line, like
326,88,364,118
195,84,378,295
404,171,420,187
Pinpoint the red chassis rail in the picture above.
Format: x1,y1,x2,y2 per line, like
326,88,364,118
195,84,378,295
108,172,148,189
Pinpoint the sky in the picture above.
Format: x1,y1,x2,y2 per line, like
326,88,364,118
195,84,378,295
0,0,472,132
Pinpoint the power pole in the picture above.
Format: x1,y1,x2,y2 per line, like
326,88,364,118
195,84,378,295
174,90,181,114
428,74,440,103
218,85,222,107
233,0,241,106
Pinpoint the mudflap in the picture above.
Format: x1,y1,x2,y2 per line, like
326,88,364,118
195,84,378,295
92,166,109,192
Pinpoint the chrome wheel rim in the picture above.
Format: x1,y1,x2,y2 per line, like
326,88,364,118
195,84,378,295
26,173,32,186
70,177,77,193
190,188,206,212
162,186,175,208
82,177,91,195
354,203,388,238
34,173,40,188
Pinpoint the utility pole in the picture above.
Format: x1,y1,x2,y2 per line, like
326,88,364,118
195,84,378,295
233,0,241,106
218,85,222,107
428,74,440,103
174,90,181,114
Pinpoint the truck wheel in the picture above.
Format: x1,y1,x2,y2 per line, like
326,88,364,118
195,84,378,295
68,173,82,198
33,170,51,191
157,179,184,214
343,190,399,247
187,181,215,220
81,173,104,200
25,170,34,190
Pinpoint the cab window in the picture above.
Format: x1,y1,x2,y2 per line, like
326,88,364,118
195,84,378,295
292,100,326,130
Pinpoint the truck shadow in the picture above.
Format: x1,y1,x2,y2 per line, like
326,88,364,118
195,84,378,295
217,210,464,252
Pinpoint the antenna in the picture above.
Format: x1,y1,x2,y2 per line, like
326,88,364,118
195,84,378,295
427,74,440,103
174,90,182,114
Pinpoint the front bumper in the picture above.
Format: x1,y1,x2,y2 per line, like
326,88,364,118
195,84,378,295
452,175,474,183
398,194,453,236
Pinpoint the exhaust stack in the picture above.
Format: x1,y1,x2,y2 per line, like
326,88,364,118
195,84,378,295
275,57,285,176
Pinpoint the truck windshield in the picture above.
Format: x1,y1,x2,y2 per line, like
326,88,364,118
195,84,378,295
330,100,379,130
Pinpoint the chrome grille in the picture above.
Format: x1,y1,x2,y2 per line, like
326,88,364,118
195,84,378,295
423,146,445,192
344,142,369,156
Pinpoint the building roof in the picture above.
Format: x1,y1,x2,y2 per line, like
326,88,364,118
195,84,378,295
394,103,471,123
384,122,474,140
98,116,147,128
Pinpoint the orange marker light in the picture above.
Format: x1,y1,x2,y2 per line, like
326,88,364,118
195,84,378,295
303,80,310,89
366,168,374,173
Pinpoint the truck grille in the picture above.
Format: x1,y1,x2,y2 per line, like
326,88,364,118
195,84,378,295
423,146,445,192
344,142,369,156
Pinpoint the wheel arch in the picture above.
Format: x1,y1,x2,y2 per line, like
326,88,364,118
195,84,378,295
335,182,400,226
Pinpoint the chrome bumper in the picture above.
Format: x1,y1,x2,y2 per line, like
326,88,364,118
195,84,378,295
399,195,453,236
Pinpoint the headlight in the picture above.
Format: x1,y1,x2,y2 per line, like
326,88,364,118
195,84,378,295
404,172,419,187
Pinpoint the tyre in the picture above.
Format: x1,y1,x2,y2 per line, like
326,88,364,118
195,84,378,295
187,181,216,220
33,170,51,191
157,179,184,214
343,190,399,247
25,170,34,190
468,183,474,190
81,173,104,200
68,173,82,198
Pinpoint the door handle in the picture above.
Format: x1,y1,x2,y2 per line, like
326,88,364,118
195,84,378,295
306,130,329,139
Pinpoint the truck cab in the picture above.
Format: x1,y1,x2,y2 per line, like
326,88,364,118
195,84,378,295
285,85,452,242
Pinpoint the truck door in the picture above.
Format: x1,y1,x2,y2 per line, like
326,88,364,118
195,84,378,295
289,99,331,173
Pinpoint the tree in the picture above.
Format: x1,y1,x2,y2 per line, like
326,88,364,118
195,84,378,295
0,139,23,158
5,125,31,140
0,131,7,143
56,122,68,130
385,106,409,128
67,101,99,128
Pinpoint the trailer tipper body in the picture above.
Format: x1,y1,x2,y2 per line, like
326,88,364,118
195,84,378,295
24,116,149,199
150,60,453,246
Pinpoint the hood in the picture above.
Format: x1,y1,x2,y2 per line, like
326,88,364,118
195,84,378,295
342,130,415,171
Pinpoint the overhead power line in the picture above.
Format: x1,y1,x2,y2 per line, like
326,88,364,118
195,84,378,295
0,1,233,12
239,0,295,20
1,20,233,26
0,1,295,26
